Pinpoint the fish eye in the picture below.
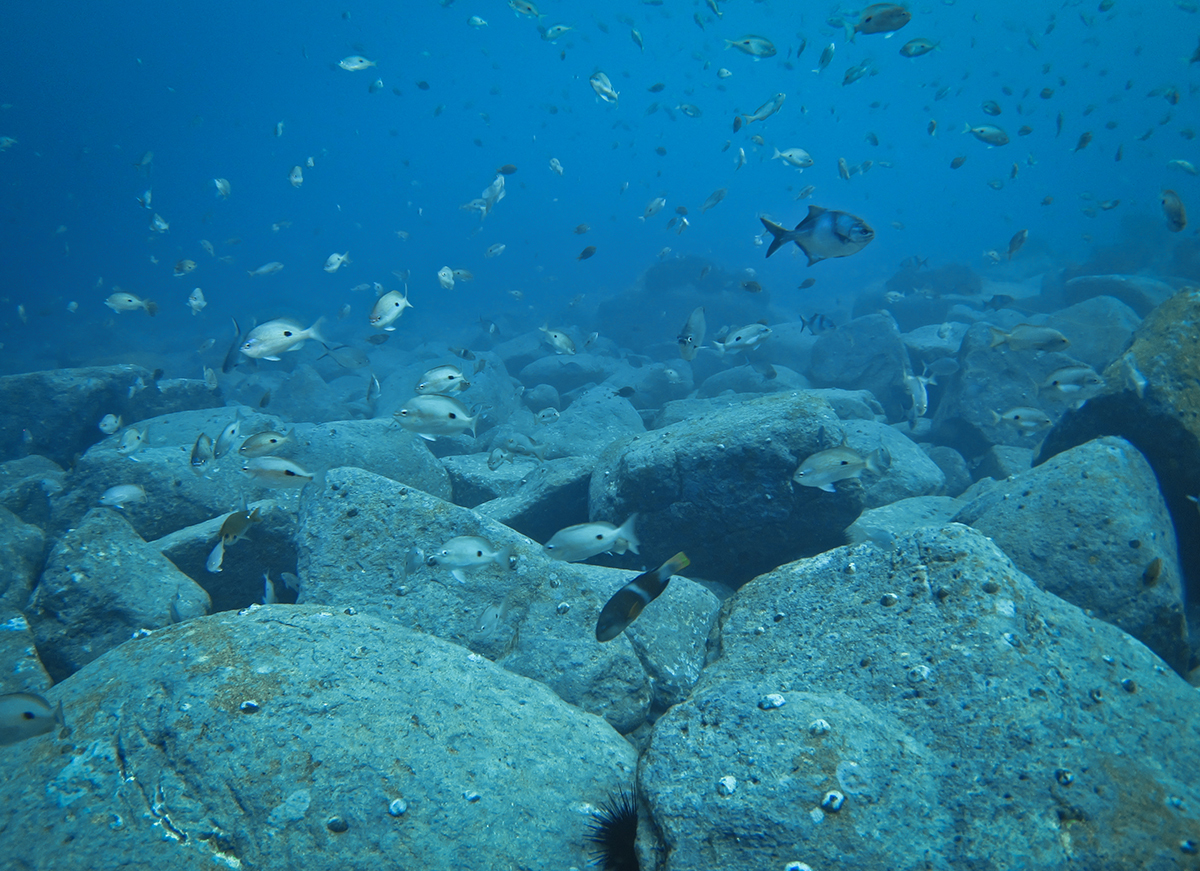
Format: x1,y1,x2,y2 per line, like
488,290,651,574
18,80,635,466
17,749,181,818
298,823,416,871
594,534,604,540
448,413,458,419
476,550,483,557
283,330,293,337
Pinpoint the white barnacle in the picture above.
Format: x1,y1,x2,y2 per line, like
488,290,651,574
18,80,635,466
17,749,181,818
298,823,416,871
758,693,786,710
809,718,831,736
716,775,737,796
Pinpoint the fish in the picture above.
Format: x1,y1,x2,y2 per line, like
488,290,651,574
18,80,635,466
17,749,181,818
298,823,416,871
631,28,644,51
595,552,690,642
149,213,170,233
760,207,875,265
742,93,786,124
508,0,540,17
700,189,727,213
338,55,377,70
323,251,351,273
987,324,1069,352
394,394,477,440
735,147,747,170
1040,366,1103,395
221,318,244,374
206,538,225,573
186,288,207,315
537,408,560,425
1007,229,1028,259
485,243,507,257
475,596,511,638
248,261,285,276
842,61,872,86
239,429,294,457
772,147,813,169
437,266,455,290
540,325,577,355
589,71,620,105
174,259,197,277
981,100,1002,116
741,280,763,293
577,246,597,261
815,42,835,73
966,124,1009,146
1073,131,1093,153
99,484,147,509
116,427,147,458
241,457,316,487
549,157,564,175
213,417,241,459
487,447,514,470
190,433,214,475
105,292,158,316
900,37,937,57
220,506,262,544
543,515,640,562
1169,159,1198,175
417,364,469,394
854,4,911,37
725,35,777,57
370,288,414,331
0,692,65,746
678,306,706,361
98,414,122,435
213,178,231,199
503,433,546,461
1162,190,1187,232
950,156,966,169
240,317,325,360
289,165,304,187
642,197,667,220
991,407,1054,432
712,323,772,357
427,536,514,583
794,439,890,492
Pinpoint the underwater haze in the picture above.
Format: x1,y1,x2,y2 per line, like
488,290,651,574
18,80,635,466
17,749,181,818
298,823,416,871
0,0,1196,369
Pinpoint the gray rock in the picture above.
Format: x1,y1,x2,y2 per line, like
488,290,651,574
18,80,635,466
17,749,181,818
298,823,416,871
589,392,860,587
902,321,969,364
1063,273,1175,317
0,611,51,694
810,388,886,421
0,606,637,871
523,382,560,412
296,467,661,732
297,419,450,500
972,444,1034,480
0,365,220,467
518,352,624,394
638,524,1200,870
474,457,593,544
440,452,536,508
0,505,44,613
845,495,960,548
954,437,1188,671
27,508,212,681
624,576,720,711
1041,295,1141,371
921,445,972,496
0,454,65,527
808,313,910,414
697,362,809,398
535,385,645,459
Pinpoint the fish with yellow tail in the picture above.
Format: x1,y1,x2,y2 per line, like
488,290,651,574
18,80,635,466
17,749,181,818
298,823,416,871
595,552,690,642
760,206,874,265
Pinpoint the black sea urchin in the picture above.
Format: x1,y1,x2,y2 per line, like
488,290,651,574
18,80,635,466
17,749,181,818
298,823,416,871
586,788,640,871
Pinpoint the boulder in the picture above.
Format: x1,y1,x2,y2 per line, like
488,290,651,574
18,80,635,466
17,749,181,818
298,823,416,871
0,606,637,871
26,508,212,681
474,456,593,544
0,611,51,694
921,445,972,496
1040,295,1141,371
0,454,66,527
955,437,1188,671
0,505,44,612
589,392,860,587
638,524,1200,870
830,419,945,508
518,352,625,395
1062,273,1175,317
808,313,909,415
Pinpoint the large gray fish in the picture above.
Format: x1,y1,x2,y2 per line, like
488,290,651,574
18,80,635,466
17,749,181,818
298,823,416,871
760,206,874,264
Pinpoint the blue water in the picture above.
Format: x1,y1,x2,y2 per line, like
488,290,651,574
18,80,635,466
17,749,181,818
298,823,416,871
0,0,1195,373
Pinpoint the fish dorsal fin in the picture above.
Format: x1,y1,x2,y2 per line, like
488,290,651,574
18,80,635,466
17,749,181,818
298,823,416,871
803,205,827,225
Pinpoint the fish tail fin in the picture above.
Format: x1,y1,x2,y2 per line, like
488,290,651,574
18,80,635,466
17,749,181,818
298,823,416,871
989,410,1002,426
144,300,159,317
867,446,892,475
759,217,789,258
661,551,690,577
712,340,725,357
495,544,514,570
308,316,327,345
617,514,640,554
987,326,1007,348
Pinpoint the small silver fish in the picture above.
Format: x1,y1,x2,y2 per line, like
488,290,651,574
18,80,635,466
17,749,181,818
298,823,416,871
794,440,890,492
539,325,576,355
543,515,639,562
417,364,469,394
427,536,514,583
99,484,147,509
0,692,65,746
238,429,295,458
214,418,241,458
241,457,316,487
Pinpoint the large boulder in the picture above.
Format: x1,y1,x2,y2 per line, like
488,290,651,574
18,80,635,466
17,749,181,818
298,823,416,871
957,437,1189,672
26,508,211,681
0,606,637,871
0,505,44,612
638,524,1200,870
590,392,861,587
808,313,909,415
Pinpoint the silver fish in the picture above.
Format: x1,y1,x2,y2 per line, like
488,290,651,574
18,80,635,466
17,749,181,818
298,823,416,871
427,536,514,583
794,441,890,492
760,206,875,265
678,306,706,361
394,394,477,440
543,515,639,562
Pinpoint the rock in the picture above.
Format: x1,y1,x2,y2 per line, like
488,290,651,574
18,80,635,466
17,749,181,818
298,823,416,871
0,606,637,871
0,505,44,612
0,365,220,467
297,419,450,500
697,362,809,398
1063,273,1175,317
518,352,624,395
638,524,1200,870
589,392,860,587
625,577,721,712
921,445,972,497
1040,295,1141,371
0,611,51,694
901,321,969,365
808,313,909,415
845,495,960,548
534,386,645,459
523,382,560,412
972,444,1033,481
955,437,1188,671
27,508,212,681
296,467,664,732
440,452,535,508
0,454,66,527
474,457,593,544
1037,288,1200,622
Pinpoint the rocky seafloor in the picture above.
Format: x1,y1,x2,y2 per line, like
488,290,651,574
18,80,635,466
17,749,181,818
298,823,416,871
1,273,1199,870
